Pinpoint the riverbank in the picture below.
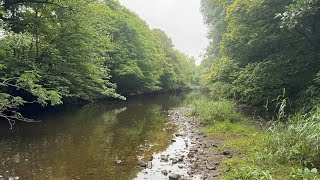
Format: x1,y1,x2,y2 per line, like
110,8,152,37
136,96,320,179
134,107,227,180
185,98,320,179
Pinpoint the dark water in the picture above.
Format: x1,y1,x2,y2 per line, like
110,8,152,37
0,93,191,180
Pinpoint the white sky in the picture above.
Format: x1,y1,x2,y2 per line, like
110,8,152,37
118,0,209,64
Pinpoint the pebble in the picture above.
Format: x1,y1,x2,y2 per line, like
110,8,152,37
191,162,199,169
206,164,216,170
169,174,181,180
161,170,168,176
222,150,231,155
137,159,146,167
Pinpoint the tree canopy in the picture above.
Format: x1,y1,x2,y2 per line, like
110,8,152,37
0,0,197,123
201,0,320,108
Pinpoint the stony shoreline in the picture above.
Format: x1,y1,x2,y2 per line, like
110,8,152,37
134,107,229,180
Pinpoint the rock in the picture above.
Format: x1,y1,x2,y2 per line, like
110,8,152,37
212,143,218,147
160,155,169,162
169,174,181,180
161,170,168,176
149,156,154,161
198,149,204,155
147,161,152,169
187,169,194,175
115,159,123,164
137,159,146,167
206,164,216,170
175,133,183,137
171,139,176,142
191,162,199,169
177,155,184,161
187,152,194,158
171,158,178,164
190,147,198,152
178,164,184,169
222,150,231,155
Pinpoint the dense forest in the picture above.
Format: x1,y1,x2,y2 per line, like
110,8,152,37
0,0,196,124
192,0,320,178
201,0,320,109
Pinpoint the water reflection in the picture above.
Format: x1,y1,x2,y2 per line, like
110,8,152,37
0,93,188,180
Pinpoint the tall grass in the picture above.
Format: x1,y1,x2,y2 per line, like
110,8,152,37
187,97,320,179
263,110,320,169
190,98,245,124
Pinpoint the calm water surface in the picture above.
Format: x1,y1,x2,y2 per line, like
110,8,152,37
0,93,191,180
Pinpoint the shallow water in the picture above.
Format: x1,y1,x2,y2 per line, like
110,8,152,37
0,93,190,180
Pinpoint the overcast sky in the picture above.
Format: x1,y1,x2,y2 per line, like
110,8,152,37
118,0,209,64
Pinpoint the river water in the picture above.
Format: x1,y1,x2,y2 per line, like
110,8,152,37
0,93,192,180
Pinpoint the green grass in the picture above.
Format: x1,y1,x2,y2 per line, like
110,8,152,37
187,97,320,179
190,98,246,124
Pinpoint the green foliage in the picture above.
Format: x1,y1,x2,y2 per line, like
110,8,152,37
263,110,320,169
290,167,319,180
0,0,197,124
0,71,62,127
190,98,245,124
201,0,320,107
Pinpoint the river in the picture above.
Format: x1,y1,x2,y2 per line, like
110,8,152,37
0,93,193,180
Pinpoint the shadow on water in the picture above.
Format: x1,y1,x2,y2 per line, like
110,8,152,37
0,92,192,180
